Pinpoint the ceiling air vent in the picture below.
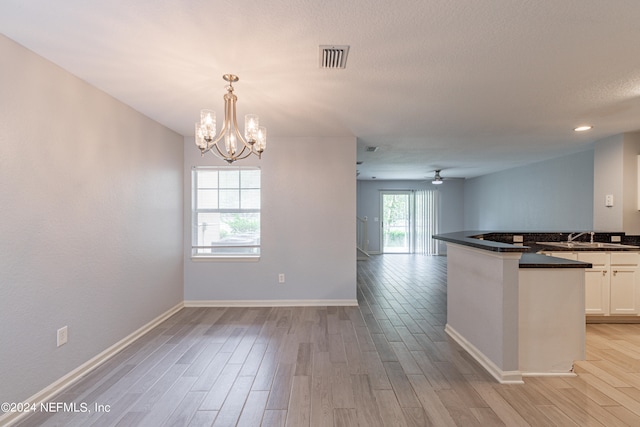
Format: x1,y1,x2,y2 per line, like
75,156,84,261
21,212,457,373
319,45,350,69
366,146,379,152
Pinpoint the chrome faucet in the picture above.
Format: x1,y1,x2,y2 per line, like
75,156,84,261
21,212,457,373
567,231,593,243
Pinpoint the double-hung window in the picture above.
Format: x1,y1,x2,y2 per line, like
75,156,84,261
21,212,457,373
192,166,261,258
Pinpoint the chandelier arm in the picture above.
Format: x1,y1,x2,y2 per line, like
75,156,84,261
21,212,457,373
206,118,228,149
210,140,251,163
225,92,240,156
235,125,249,149
211,142,233,163
229,91,250,149
233,145,252,160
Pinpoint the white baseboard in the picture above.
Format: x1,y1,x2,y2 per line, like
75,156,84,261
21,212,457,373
0,302,184,427
184,299,358,307
521,372,577,377
445,324,524,384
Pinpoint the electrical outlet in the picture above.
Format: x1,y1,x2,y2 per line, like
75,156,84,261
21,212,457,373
278,273,285,283
57,326,68,347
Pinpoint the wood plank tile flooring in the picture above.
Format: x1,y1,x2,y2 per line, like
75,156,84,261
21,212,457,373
13,254,640,426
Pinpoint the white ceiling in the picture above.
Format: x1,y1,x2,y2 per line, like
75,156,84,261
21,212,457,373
3,0,640,180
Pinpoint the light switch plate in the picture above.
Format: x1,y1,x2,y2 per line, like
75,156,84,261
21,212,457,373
605,194,614,207
57,326,68,347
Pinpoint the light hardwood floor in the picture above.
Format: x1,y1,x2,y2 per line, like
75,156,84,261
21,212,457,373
13,254,640,426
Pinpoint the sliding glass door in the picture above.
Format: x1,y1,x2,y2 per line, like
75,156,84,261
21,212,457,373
381,191,412,253
380,189,440,255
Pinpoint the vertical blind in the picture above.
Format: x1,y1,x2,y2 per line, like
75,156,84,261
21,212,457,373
415,189,440,255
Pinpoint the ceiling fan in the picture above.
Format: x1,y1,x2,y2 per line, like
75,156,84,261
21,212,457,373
431,170,444,185
420,168,459,185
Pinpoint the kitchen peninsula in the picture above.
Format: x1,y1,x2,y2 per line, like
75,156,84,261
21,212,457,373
434,231,592,384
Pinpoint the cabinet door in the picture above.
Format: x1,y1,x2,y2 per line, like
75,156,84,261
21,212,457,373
578,252,610,315
584,269,610,314
609,252,639,315
610,267,639,314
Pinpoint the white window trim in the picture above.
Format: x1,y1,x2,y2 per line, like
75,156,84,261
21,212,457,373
191,166,261,260
190,254,260,262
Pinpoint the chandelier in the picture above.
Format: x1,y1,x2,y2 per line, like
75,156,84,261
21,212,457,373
195,74,266,163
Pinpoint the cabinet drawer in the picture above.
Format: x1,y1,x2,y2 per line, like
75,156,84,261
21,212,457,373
577,252,608,267
610,252,640,266
546,252,578,260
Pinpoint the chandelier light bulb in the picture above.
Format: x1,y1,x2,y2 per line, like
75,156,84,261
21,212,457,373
195,123,207,149
256,127,267,152
200,110,216,141
225,130,237,155
244,114,259,143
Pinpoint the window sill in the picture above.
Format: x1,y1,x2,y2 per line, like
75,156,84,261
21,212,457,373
191,255,260,263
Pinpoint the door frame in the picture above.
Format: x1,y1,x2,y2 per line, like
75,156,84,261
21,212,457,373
380,190,414,254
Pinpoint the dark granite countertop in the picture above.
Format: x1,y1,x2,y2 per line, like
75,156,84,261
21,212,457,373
433,231,529,253
519,253,592,269
433,231,598,269
533,242,639,252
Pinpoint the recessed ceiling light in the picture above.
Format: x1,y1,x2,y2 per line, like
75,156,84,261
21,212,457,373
574,125,593,132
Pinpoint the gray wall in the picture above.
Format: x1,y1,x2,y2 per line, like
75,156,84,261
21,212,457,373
0,35,184,404
594,134,624,231
356,179,464,253
622,133,640,233
463,150,594,231
184,136,357,302
594,132,640,233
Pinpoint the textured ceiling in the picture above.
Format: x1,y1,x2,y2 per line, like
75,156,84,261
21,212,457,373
3,0,640,180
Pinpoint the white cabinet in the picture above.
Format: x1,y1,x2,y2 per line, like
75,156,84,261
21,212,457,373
546,252,578,261
542,251,640,316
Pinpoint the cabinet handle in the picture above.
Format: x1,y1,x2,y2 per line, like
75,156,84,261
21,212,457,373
603,270,607,276
613,270,618,276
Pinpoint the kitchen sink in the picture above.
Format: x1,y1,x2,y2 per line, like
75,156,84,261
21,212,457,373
536,241,640,249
